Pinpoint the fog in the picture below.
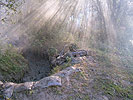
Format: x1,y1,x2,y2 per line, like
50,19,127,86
0,0,133,53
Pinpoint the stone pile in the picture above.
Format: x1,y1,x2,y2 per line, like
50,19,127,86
50,50,88,66
0,66,81,99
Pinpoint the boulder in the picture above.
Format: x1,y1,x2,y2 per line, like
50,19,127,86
71,50,88,57
33,76,61,89
0,81,3,86
3,82,16,99
55,66,81,77
14,82,34,92
50,50,88,66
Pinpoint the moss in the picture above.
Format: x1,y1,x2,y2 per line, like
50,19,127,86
48,47,57,57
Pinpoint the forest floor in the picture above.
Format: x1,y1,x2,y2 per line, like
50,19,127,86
6,49,133,100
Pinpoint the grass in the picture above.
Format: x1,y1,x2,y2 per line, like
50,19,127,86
89,49,114,67
67,93,90,100
82,95,90,100
88,48,133,99
51,62,72,74
50,48,133,99
93,78,133,99
0,50,28,82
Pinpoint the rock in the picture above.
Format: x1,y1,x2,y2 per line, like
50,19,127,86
14,82,34,92
33,76,61,89
0,81,3,86
56,57,66,65
3,82,16,99
69,43,78,52
55,66,81,77
121,80,131,86
50,50,88,66
71,58,81,64
0,81,4,99
3,82,16,89
102,96,109,100
94,95,109,100
71,50,88,57
4,86,14,99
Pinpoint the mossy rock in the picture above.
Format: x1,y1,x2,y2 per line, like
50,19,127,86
48,47,58,57
69,43,79,52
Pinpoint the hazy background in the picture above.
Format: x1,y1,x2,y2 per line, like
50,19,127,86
0,0,133,55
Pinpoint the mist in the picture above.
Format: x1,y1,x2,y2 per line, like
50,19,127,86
0,0,133,64
0,1,133,99
0,0,132,48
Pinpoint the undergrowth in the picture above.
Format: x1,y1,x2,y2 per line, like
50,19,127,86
0,50,28,82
